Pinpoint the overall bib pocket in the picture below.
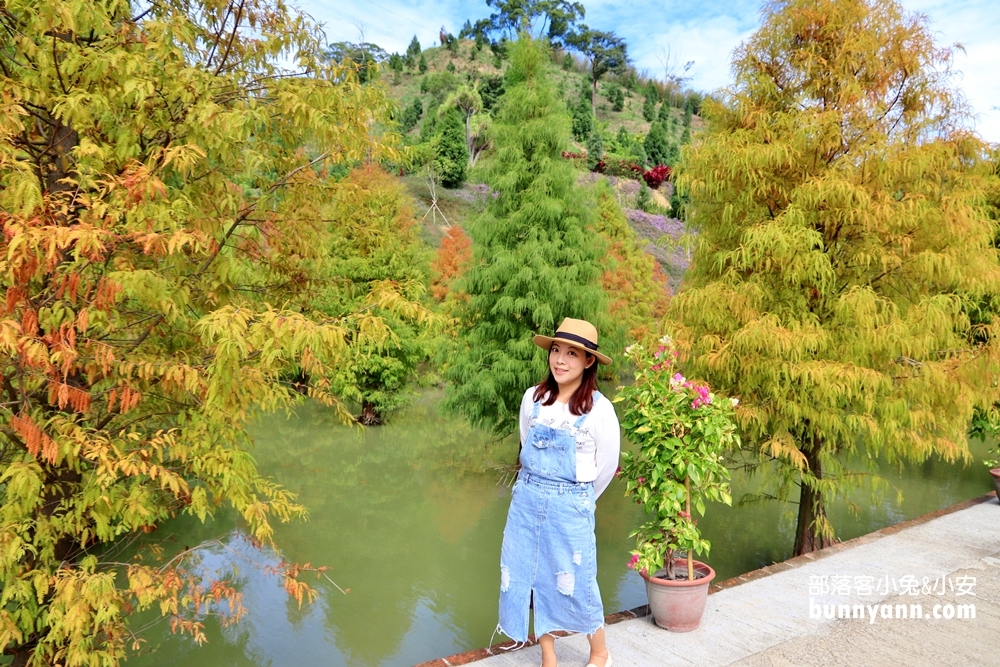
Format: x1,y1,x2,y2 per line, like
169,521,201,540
528,428,568,478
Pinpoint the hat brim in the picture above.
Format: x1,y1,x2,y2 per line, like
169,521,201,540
533,334,612,365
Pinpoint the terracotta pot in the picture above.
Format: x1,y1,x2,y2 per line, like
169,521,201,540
990,468,1000,500
640,559,716,632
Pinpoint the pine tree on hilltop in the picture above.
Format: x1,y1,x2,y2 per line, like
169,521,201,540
443,38,606,436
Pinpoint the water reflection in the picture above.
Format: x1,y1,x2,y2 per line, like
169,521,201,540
125,392,994,667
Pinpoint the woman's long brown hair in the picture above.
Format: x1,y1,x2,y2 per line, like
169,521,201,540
532,352,600,415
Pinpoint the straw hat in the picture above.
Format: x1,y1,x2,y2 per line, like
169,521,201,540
532,318,612,366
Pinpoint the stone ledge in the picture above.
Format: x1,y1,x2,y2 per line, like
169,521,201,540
422,492,997,667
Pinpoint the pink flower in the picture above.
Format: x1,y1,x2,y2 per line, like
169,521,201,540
615,466,622,477
627,554,640,569
637,477,646,484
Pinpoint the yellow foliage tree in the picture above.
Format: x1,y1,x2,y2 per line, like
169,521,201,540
0,1,401,664
670,0,1000,554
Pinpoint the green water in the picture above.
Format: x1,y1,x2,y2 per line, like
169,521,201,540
126,391,995,667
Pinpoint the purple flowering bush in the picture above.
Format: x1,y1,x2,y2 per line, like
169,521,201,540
615,335,741,581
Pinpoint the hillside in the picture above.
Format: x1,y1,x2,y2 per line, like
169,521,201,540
382,38,701,291
384,39,705,149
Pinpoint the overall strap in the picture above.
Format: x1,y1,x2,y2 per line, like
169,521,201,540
572,391,603,428
531,398,541,419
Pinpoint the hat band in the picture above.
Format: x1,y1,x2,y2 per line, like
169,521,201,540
553,331,599,351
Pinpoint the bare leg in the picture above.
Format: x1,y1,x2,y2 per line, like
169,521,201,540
587,627,610,666
538,633,558,667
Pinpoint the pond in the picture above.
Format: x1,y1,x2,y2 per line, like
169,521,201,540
126,390,995,667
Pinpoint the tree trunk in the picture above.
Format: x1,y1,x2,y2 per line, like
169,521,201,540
793,447,834,556
357,401,382,426
11,647,31,667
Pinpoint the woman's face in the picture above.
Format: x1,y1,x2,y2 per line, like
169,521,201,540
548,342,595,391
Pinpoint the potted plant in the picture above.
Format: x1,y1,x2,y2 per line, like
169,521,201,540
615,335,740,632
969,407,1000,500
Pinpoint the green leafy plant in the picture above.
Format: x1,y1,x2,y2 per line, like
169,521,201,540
616,335,741,581
969,406,1000,468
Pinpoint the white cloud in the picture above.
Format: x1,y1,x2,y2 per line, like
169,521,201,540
896,0,1000,142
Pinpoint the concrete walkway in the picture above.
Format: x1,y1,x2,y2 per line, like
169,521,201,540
438,494,1000,667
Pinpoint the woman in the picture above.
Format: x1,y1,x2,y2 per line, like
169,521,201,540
497,318,620,667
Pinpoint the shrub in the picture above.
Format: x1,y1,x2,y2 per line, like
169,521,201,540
602,158,644,179
643,164,672,189
419,53,428,73
636,183,652,212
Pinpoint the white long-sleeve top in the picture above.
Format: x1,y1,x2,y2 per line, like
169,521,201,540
519,387,621,499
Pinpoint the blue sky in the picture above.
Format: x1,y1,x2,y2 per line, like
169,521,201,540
293,0,1000,143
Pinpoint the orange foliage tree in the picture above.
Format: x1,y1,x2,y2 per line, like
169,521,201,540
0,1,401,664
430,226,473,301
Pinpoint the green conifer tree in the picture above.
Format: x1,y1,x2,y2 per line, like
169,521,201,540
587,129,604,170
434,107,468,188
612,86,625,112
616,126,630,149
419,53,428,73
407,35,422,58
571,93,594,141
642,97,656,122
671,0,1000,555
658,102,671,123
631,140,648,167
400,97,424,132
443,38,606,435
644,121,670,165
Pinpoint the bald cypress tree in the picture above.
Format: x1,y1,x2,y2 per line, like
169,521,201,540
671,0,1000,555
443,38,606,436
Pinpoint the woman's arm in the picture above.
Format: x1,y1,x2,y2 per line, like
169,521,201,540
592,399,621,499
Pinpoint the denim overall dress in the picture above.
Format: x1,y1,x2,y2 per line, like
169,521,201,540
497,393,605,642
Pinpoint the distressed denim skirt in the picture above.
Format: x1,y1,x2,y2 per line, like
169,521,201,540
497,408,604,642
